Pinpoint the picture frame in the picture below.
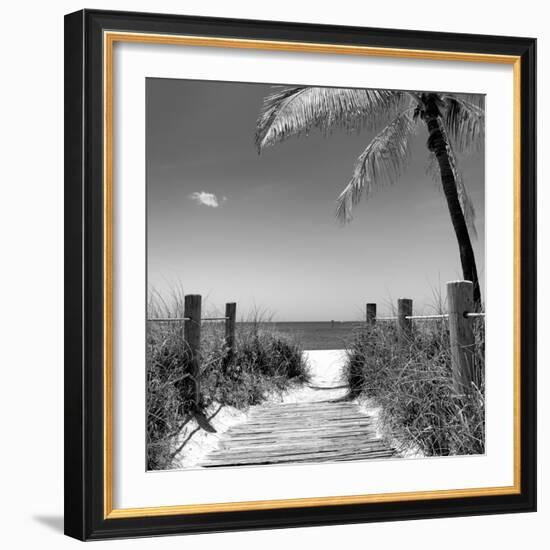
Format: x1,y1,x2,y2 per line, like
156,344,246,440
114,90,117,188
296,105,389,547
64,8,536,541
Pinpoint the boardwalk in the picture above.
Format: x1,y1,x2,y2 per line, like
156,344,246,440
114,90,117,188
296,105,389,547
200,350,396,467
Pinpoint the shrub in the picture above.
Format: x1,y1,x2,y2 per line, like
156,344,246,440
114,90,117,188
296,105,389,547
343,319,485,457
146,297,308,470
146,321,195,470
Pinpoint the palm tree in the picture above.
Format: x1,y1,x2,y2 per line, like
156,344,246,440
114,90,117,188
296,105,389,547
255,87,484,307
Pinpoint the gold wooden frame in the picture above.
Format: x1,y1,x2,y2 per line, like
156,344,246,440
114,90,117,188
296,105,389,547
103,31,522,520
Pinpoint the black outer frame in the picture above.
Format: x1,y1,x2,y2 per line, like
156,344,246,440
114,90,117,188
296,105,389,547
64,9,537,541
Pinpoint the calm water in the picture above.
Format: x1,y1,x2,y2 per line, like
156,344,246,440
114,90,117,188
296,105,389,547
240,321,363,350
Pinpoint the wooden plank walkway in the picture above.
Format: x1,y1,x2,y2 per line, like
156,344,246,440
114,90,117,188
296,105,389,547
200,399,396,467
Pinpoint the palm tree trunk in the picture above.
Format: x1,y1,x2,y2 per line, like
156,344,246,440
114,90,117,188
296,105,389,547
422,94,482,308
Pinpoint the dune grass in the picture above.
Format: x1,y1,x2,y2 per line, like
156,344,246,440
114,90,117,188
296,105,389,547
343,317,485,457
146,293,309,470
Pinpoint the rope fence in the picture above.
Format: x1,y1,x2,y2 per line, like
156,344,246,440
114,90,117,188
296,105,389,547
365,280,483,394
147,297,237,404
146,280,483,403
377,312,485,321
148,317,191,322
148,316,230,322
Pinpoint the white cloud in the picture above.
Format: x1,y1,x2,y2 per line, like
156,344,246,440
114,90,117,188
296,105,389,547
189,191,222,208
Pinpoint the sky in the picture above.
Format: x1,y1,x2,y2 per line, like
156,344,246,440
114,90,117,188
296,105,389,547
146,78,485,321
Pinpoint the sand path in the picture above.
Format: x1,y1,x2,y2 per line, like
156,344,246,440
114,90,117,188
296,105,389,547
197,350,396,467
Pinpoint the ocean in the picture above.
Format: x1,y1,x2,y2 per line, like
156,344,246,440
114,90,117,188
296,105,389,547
240,321,364,350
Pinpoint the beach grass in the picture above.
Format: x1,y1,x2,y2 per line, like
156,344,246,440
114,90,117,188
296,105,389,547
146,292,309,470
343,316,485,457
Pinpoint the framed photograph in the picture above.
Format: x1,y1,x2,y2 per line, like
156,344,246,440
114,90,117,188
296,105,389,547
64,9,536,540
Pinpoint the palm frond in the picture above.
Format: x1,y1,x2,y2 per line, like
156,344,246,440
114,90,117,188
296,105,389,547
335,108,416,223
443,95,485,153
447,93,485,109
255,86,404,151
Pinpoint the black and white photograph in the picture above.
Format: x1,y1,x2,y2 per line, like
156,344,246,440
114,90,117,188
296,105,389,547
146,78,486,471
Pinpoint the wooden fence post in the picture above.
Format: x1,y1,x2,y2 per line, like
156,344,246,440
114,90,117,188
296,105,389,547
447,280,475,395
184,294,202,407
225,302,236,364
366,303,376,325
397,298,413,343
